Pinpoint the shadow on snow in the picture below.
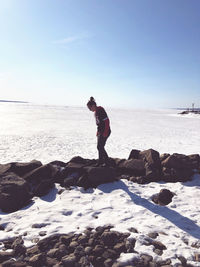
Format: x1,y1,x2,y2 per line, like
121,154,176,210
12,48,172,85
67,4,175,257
98,179,200,240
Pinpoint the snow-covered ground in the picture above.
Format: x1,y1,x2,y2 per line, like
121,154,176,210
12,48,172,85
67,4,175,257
0,102,200,266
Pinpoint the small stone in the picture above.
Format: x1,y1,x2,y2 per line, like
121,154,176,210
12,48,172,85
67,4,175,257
101,231,119,246
93,245,104,257
29,253,43,264
153,248,163,255
125,238,136,252
0,251,14,262
149,261,159,267
178,255,187,265
62,254,76,266
78,235,88,244
182,238,189,245
31,238,40,244
1,259,16,266
39,231,47,236
159,231,168,236
84,246,92,254
32,223,47,228
58,188,65,194
113,242,126,253
148,232,158,239
104,258,114,267
191,241,200,248
26,246,40,255
141,254,153,264
79,256,91,265
60,234,73,246
47,248,59,258
88,238,94,246
46,256,59,266
3,237,16,249
14,244,26,256
151,240,167,250
128,227,138,233
69,241,79,250
74,245,85,258
194,253,200,262
157,259,172,266
102,249,118,259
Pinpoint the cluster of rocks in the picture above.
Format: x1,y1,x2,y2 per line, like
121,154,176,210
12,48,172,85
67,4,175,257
0,149,199,213
0,225,196,267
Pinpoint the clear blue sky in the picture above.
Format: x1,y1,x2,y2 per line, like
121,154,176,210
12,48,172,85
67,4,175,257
0,0,199,108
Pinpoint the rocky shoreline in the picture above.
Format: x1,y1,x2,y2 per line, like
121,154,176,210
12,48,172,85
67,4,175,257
1,224,199,267
0,148,200,266
0,148,199,213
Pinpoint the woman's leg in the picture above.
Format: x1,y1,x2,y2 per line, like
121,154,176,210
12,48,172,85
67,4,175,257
97,135,109,164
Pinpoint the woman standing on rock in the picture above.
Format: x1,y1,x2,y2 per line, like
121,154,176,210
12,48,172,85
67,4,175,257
87,97,111,166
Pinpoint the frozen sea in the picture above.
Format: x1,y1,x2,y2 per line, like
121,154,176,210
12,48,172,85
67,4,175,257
0,102,200,266
0,102,199,164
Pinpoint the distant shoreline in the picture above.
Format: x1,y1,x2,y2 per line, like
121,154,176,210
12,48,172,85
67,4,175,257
0,100,28,103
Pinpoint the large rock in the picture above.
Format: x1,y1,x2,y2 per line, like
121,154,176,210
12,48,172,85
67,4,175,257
55,157,96,185
188,154,200,169
23,164,57,196
152,189,175,205
0,173,31,212
139,149,162,181
10,160,42,177
161,153,192,169
128,149,141,160
162,153,194,182
82,167,117,188
63,172,81,188
0,163,13,177
55,162,86,186
0,161,42,179
118,159,145,176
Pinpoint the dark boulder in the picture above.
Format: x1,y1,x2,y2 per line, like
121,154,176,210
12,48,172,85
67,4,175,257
23,164,57,196
10,160,42,177
128,149,141,160
101,231,120,246
63,172,81,188
69,156,88,164
0,173,31,213
82,167,117,188
34,179,55,197
139,149,162,181
112,158,126,167
55,161,87,186
0,163,12,177
23,163,57,184
66,162,86,174
188,154,200,169
49,160,66,167
118,159,145,176
152,189,175,206
37,234,61,252
161,153,192,169
0,251,14,264
160,153,170,162
162,154,194,182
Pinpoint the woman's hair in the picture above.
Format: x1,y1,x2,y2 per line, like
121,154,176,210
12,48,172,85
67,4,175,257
87,96,96,107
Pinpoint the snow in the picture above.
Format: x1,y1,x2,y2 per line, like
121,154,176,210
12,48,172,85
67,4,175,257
0,102,200,266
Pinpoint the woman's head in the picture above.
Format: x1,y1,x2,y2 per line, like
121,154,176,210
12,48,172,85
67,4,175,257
87,96,97,112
